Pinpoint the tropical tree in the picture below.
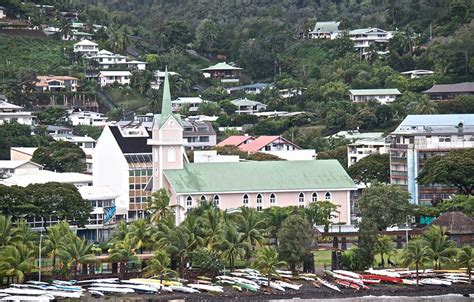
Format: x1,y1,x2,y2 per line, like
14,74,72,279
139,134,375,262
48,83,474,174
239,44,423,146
157,227,197,278
60,235,96,277
14,220,37,250
43,221,70,269
108,237,140,278
236,207,264,258
0,215,19,248
422,225,457,270
217,224,250,271
147,189,174,224
263,207,291,245
0,244,35,284
128,219,153,253
254,247,287,287
375,235,394,268
401,240,431,285
199,207,223,250
458,246,474,284
144,250,177,283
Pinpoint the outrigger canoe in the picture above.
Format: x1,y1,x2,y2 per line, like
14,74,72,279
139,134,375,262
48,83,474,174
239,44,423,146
316,277,341,292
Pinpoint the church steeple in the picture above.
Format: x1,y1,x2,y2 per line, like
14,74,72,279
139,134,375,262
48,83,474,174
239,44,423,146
161,67,172,117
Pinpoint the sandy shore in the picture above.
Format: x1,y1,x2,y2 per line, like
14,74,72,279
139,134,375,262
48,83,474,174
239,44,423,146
76,282,473,301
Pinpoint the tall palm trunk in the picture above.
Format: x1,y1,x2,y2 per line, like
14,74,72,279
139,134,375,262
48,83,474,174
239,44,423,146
415,262,419,286
179,256,185,278
380,253,385,268
267,274,271,287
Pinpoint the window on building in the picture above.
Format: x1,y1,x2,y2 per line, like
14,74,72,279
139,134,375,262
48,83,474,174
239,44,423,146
270,193,276,205
186,196,193,208
256,194,263,211
298,192,305,208
168,147,176,162
213,195,220,207
312,192,318,202
243,194,249,206
325,192,332,201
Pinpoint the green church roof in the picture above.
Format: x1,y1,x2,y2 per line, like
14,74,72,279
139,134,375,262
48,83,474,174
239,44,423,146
154,68,182,128
163,160,356,194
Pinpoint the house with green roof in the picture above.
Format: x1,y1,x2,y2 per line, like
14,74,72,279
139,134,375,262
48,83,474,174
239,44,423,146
349,88,401,104
148,70,357,225
201,62,242,84
308,21,341,39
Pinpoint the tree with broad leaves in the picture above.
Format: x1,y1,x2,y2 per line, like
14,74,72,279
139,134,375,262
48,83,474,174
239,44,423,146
348,154,390,186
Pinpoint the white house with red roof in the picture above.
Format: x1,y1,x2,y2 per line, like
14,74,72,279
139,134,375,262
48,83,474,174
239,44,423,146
218,135,301,152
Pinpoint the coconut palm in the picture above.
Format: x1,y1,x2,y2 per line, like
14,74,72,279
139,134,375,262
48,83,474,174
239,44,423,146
458,246,474,284
254,247,286,287
144,250,177,283
14,220,38,250
236,207,264,259
199,207,223,250
422,225,457,270
147,189,174,224
217,224,250,272
0,215,19,248
43,221,70,269
113,221,130,242
60,235,96,277
401,240,431,285
108,237,140,277
157,227,197,278
0,244,35,284
128,219,153,253
263,207,291,245
375,235,394,268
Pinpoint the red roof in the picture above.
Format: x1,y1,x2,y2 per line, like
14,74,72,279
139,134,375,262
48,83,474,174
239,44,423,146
217,135,253,147
240,136,300,153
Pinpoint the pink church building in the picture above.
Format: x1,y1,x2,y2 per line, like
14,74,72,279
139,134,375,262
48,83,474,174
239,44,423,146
148,72,357,225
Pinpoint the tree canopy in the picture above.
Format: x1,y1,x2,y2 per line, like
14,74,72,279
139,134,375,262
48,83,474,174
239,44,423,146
32,141,87,173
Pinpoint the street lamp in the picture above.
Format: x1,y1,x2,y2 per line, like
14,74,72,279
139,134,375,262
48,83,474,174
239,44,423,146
38,232,43,282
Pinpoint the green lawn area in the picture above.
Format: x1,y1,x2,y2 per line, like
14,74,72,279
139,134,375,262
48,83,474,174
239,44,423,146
108,87,148,111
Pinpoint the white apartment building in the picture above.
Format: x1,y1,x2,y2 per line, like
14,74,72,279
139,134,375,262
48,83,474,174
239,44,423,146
347,138,389,167
389,114,474,205
68,109,108,126
349,89,401,104
0,98,35,126
349,27,394,54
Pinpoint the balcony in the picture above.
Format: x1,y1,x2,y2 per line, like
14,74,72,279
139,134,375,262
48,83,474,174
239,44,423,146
390,143,409,149
391,170,408,176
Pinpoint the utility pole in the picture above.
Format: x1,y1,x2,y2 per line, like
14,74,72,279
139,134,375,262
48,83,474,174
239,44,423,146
38,231,43,282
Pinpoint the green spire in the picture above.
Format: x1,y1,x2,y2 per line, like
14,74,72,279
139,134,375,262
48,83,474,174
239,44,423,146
161,67,172,116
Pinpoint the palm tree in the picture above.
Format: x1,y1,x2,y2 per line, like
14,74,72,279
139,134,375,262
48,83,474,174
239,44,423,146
60,235,96,277
108,237,140,278
113,221,130,242
254,247,286,287
217,224,250,272
263,207,291,245
43,221,70,269
128,219,153,253
401,240,431,285
147,189,174,224
375,235,394,268
0,244,35,284
236,207,264,259
0,215,19,248
199,207,223,250
157,227,197,278
457,246,473,284
422,225,457,270
14,220,38,250
144,250,177,283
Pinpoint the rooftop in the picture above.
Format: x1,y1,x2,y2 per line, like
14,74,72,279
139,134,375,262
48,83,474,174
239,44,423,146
349,89,401,96
0,160,42,170
349,27,388,35
393,114,474,134
329,131,385,141
227,83,273,92
109,125,152,154
98,71,132,76
0,100,23,110
217,135,254,147
172,97,206,104
0,169,92,187
239,136,300,153
312,21,340,32
164,160,356,194
202,62,242,71
430,211,474,235
423,82,474,94
231,98,266,107
73,39,98,46
78,185,119,201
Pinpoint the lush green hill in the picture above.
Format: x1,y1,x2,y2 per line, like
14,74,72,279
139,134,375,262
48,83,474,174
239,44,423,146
0,34,74,81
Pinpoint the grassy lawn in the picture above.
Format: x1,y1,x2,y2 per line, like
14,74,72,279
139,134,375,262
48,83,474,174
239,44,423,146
108,87,148,111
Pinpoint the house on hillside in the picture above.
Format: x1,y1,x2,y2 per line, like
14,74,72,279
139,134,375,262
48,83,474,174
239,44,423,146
172,97,208,113
97,71,132,86
0,6,6,19
182,120,217,149
35,75,79,92
349,89,401,104
422,82,474,101
151,70,179,90
68,108,108,126
90,50,127,67
226,83,273,95
349,27,393,55
0,160,42,177
202,62,242,84
308,21,341,39
401,70,434,79
146,72,356,224
230,98,267,114
347,137,389,167
73,39,99,56
59,11,78,21
218,135,301,153
126,60,147,71
63,30,93,41
0,99,35,126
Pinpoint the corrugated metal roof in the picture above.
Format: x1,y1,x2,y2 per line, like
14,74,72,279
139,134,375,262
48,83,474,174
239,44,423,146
423,82,474,94
312,21,340,32
217,135,253,147
163,160,356,194
349,89,401,96
202,62,242,71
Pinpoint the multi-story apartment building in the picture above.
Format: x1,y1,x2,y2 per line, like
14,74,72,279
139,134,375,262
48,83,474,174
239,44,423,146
182,120,217,149
347,137,389,167
388,114,474,205
93,122,152,221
